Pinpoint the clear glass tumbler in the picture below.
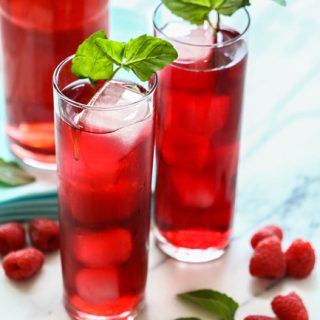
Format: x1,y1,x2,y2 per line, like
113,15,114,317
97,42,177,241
53,56,156,320
0,0,109,169
153,4,250,263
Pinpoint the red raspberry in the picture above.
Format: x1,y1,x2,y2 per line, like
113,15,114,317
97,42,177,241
2,248,44,281
244,316,276,320
285,239,316,279
271,292,309,320
251,225,283,249
0,222,26,255
249,236,286,279
29,218,60,252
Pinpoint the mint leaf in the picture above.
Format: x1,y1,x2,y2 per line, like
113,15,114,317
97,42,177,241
72,30,113,83
123,35,178,81
72,33,177,83
161,0,212,25
213,0,250,16
95,39,126,65
271,0,286,6
0,158,35,187
178,289,239,320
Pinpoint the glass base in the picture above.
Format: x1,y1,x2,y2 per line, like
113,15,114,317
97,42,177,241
10,142,56,170
155,228,226,263
65,299,143,320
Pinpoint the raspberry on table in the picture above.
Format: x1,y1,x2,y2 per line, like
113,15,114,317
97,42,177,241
29,218,60,252
0,222,26,255
249,236,286,279
2,248,44,281
271,292,309,320
285,239,316,279
251,225,283,249
244,316,276,320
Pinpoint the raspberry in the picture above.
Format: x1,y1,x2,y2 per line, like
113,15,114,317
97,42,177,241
251,225,283,249
271,292,309,320
29,218,60,252
0,222,26,255
285,239,316,279
2,248,44,281
249,236,286,279
244,316,276,320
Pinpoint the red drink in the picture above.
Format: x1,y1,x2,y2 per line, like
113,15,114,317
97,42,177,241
153,5,249,262
0,0,109,168
54,58,156,319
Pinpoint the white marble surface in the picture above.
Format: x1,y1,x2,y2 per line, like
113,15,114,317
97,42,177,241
0,0,320,319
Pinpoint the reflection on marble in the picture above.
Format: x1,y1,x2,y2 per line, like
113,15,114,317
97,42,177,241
0,0,320,318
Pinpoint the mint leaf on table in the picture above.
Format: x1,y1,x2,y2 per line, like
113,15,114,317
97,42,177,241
71,30,113,83
0,158,35,187
177,289,239,320
72,33,178,83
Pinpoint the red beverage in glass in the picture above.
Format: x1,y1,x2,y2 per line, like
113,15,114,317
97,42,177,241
54,58,156,320
0,0,109,168
153,5,249,262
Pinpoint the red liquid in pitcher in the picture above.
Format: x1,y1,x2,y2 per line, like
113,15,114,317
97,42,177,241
56,80,154,318
0,0,109,166
155,28,247,251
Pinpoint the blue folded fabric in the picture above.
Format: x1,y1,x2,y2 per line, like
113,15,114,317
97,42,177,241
0,170,58,221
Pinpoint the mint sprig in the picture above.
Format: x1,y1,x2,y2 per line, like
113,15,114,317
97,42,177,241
177,289,239,320
72,31,178,84
0,158,35,187
161,0,286,34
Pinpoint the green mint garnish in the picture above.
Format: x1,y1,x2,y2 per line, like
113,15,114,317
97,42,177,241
161,0,286,35
0,158,35,187
177,289,239,320
72,31,178,84
71,31,113,83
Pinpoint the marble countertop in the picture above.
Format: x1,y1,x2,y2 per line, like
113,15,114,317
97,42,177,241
0,0,319,318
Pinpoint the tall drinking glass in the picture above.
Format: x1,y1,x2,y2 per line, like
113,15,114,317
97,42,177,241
0,0,109,169
153,4,249,263
53,56,156,320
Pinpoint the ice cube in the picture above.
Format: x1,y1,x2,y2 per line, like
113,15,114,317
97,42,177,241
76,268,119,305
184,95,230,136
77,81,150,133
159,128,210,169
74,229,132,267
67,179,140,225
170,168,217,209
162,22,213,63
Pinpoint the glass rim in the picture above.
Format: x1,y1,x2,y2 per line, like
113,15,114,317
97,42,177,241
152,4,250,49
53,55,158,111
